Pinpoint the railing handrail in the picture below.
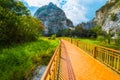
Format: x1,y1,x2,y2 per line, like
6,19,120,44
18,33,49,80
41,41,61,80
65,37,120,53
96,45,120,53
64,38,120,74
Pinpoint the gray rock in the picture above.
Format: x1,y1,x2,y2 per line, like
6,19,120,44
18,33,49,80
32,66,47,80
77,20,94,30
34,2,74,35
93,0,120,37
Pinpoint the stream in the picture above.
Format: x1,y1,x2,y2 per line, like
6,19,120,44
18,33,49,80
32,65,47,80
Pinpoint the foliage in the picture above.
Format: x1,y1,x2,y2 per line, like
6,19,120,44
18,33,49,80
56,28,73,37
106,29,115,44
97,36,105,42
56,30,63,37
115,37,120,46
114,0,120,7
111,13,116,21
0,0,30,16
99,1,116,11
115,33,120,45
74,26,85,37
76,38,119,50
0,38,58,80
50,34,56,40
71,26,97,38
62,28,73,37
56,26,97,38
0,0,44,45
92,25,105,36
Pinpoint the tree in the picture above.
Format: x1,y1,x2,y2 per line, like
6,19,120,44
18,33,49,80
106,29,114,44
92,25,103,36
0,0,44,45
62,28,72,37
0,0,30,15
115,33,120,46
74,26,85,37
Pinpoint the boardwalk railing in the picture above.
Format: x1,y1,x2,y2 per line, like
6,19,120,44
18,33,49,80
64,38,120,74
41,42,61,80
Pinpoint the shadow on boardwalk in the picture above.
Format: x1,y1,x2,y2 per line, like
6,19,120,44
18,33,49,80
59,40,120,80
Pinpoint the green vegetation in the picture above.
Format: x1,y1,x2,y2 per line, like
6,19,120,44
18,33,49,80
50,34,56,40
99,1,116,11
61,22,120,50
0,38,58,80
75,38,119,50
70,24,119,50
111,13,116,21
114,32,120,45
99,0,120,11
115,0,120,7
0,1,59,80
56,26,97,38
97,36,106,42
0,0,44,45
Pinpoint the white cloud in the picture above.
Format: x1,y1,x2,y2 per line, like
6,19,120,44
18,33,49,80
62,0,88,25
21,0,58,7
21,0,107,25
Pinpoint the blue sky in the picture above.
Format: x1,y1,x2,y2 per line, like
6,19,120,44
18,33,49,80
21,0,107,25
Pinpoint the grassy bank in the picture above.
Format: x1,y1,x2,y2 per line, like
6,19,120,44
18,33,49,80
74,38,119,50
0,37,58,80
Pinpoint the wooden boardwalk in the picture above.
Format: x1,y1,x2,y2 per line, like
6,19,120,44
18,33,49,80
58,40,120,80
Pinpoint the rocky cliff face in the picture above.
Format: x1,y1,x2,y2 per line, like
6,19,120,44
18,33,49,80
77,21,94,30
34,2,73,35
93,0,120,33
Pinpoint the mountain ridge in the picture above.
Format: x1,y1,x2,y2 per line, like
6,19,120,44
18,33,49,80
93,0,120,33
34,2,74,35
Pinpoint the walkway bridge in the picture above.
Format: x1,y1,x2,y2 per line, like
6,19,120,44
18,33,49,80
41,38,120,80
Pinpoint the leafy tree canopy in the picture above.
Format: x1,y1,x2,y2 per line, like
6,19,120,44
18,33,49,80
0,0,44,45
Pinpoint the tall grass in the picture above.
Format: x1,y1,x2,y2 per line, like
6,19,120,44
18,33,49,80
0,38,58,80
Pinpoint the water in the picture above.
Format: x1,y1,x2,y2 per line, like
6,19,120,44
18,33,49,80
32,66,47,80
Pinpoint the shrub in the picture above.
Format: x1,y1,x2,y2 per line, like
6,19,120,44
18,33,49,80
97,36,105,42
111,13,116,21
0,1,44,45
115,38,120,45
50,34,56,40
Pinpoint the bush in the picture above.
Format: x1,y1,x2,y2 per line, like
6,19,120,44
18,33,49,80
115,37,120,45
50,34,56,40
97,36,105,42
111,13,116,21
0,1,44,45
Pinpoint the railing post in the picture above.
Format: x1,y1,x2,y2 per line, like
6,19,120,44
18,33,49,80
94,46,97,58
71,38,72,44
77,41,78,47
57,42,61,80
117,56,120,71
41,41,61,80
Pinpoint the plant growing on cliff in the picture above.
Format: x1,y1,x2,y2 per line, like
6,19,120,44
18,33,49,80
110,13,116,21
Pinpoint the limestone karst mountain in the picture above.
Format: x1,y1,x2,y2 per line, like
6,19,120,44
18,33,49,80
93,0,120,33
34,2,74,35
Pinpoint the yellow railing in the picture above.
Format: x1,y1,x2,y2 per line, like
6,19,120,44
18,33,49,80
64,38,120,74
41,41,61,80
